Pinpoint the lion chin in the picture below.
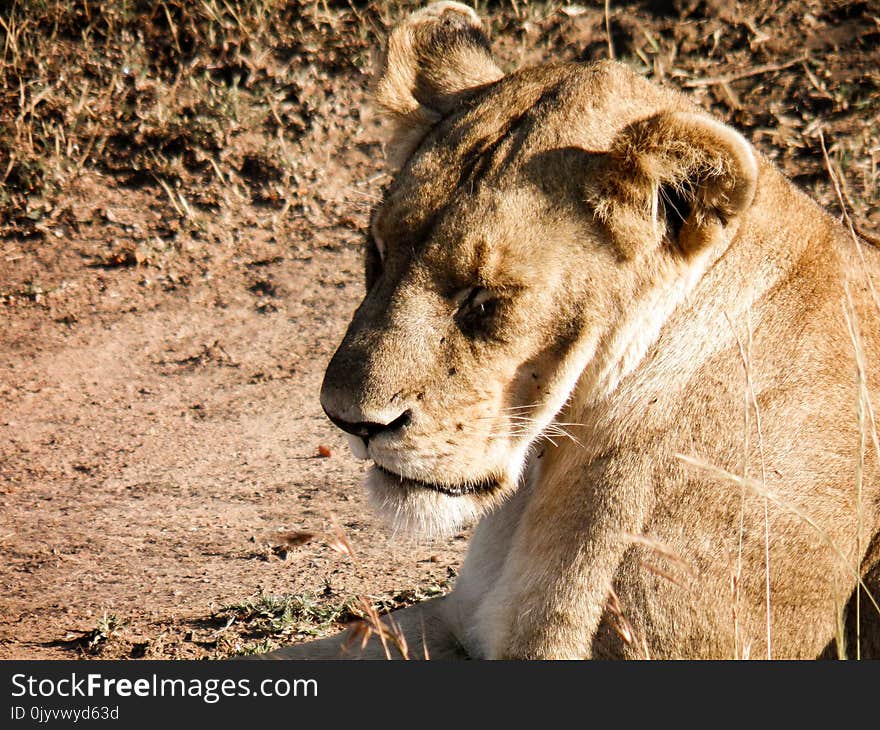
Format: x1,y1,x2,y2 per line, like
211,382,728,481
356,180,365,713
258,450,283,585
364,464,511,539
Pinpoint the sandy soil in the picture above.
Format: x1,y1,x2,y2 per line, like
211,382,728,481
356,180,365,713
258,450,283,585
0,168,467,658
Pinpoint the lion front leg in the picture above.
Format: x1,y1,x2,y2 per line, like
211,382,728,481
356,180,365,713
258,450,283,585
479,460,652,660
481,549,638,660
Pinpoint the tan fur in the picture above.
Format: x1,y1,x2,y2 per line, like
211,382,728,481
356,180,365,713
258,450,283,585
373,1,503,169
264,3,880,660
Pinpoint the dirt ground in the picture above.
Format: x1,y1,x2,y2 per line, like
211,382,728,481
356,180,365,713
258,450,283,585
1,1,877,659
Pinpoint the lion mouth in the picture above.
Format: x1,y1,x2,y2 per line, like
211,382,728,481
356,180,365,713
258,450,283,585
373,464,498,497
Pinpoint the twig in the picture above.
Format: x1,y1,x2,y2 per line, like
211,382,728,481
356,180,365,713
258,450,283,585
724,311,750,659
819,128,880,318
604,0,615,60
607,587,649,658
683,56,807,88
621,532,694,577
725,311,771,659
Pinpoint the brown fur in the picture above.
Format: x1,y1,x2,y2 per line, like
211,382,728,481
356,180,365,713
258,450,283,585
264,2,880,660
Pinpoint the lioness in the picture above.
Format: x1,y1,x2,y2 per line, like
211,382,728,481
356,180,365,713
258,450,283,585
268,2,880,659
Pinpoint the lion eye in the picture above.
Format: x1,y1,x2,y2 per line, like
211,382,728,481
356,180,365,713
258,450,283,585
454,287,499,337
460,286,490,309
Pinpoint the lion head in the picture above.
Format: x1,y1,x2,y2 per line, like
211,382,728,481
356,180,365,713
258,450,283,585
320,2,758,536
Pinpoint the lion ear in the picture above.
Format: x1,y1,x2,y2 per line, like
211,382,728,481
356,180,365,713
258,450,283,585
373,2,503,168
591,111,758,259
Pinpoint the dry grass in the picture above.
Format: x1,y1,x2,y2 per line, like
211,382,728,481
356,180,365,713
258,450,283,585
823,126,880,659
0,0,399,240
677,455,880,622
724,311,772,658
326,521,417,659
1,1,877,244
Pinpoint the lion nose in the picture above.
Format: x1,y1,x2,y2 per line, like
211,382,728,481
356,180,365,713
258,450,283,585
323,407,412,443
